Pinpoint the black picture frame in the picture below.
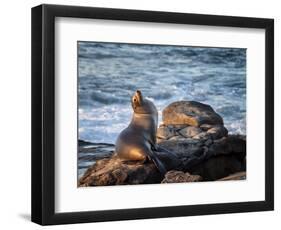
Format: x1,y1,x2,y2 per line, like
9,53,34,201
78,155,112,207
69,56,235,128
31,4,274,225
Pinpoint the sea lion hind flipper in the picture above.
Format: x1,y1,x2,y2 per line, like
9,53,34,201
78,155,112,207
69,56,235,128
156,145,179,158
146,151,167,175
154,148,182,171
150,142,179,158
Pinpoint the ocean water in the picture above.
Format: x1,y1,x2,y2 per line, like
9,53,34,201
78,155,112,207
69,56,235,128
78,42,246,144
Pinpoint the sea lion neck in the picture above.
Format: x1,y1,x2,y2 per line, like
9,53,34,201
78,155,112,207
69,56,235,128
133,113,154,118
131,112,158,129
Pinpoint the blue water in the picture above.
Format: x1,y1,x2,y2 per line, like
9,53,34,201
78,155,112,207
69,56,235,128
78,42,246,144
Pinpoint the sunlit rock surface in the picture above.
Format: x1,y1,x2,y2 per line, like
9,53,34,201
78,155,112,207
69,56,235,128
162,101,223,127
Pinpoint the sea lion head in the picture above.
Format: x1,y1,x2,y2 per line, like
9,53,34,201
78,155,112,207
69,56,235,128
131,90,157,115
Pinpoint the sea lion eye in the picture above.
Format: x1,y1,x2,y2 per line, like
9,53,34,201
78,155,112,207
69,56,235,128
133,98,137,102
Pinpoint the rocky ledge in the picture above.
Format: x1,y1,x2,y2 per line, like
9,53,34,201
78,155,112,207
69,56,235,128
79,101,246,186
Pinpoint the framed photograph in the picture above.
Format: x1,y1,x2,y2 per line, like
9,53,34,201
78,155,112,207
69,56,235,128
31,4,274,225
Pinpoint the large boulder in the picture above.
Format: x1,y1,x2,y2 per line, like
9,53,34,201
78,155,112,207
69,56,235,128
162,101,223,127
158,135,246,181
157,101,227,143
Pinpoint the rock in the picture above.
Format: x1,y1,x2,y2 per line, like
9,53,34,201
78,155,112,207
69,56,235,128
206,125,228,139
188,155,245,181
159,135,246,180
161,170,202,183
207,135,246,157
200,124,214,131
162,101,223,127
178,126,202,138
208,137,231,155
171,124,189,130
228,135,246,153
78,142,115,178
167,135,188,141
159,140,210,172
192,132,211,140
204,138,213,146
156,125,176,140
79,154,162,186
159,139,205,158
218,171,246,181
78,139,95,146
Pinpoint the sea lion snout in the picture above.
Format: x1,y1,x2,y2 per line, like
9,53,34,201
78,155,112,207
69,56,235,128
134,90,142,101
132,90,143,109
131,90,158,115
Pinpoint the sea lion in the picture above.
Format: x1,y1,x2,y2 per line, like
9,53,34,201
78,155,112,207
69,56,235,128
115,90,181,175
